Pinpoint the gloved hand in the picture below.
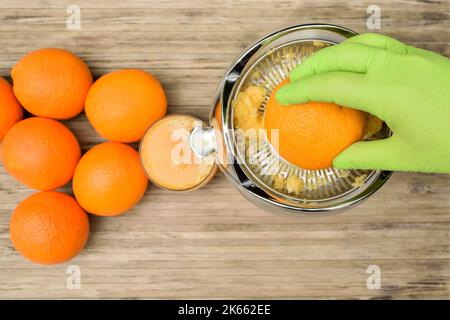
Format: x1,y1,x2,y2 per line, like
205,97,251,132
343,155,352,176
276,33,450,173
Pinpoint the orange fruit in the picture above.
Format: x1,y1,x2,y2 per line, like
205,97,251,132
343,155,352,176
85,69,167,143
264,80,366,170
11,48,92,119
73,142,148,216
10,191,89,265
1,117,81,190
0,76,23,140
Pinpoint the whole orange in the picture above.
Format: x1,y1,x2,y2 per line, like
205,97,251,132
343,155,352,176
10,191,89,265
264,80,366,170
73,142,148,216
0,76,23,140
85,69,167,143
11,48,92,119
1,117,81,190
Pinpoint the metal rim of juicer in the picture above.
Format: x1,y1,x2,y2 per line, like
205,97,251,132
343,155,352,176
191,23,393,215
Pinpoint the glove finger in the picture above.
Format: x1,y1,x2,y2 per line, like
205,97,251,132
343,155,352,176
345,33,408,54
335,137,450,173
347,33,439,61
276,72,385,119
333,137,400,171
290,42,380,82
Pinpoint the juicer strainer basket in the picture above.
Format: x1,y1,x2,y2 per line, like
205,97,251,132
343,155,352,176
191,24,392,214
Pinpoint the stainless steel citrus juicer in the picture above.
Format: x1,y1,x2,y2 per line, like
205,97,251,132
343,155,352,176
189,24,392,215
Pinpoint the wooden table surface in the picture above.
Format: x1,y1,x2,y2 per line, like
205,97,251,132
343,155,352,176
0,0,449,299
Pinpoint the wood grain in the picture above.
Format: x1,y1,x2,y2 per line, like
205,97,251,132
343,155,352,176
0,0,449,299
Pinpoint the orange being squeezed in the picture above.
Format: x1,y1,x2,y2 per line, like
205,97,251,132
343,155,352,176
264,80,367,170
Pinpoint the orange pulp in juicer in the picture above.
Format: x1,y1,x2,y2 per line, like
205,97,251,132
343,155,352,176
140,115,216,191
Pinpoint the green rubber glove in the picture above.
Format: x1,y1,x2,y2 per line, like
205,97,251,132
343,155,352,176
276,33,450,173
